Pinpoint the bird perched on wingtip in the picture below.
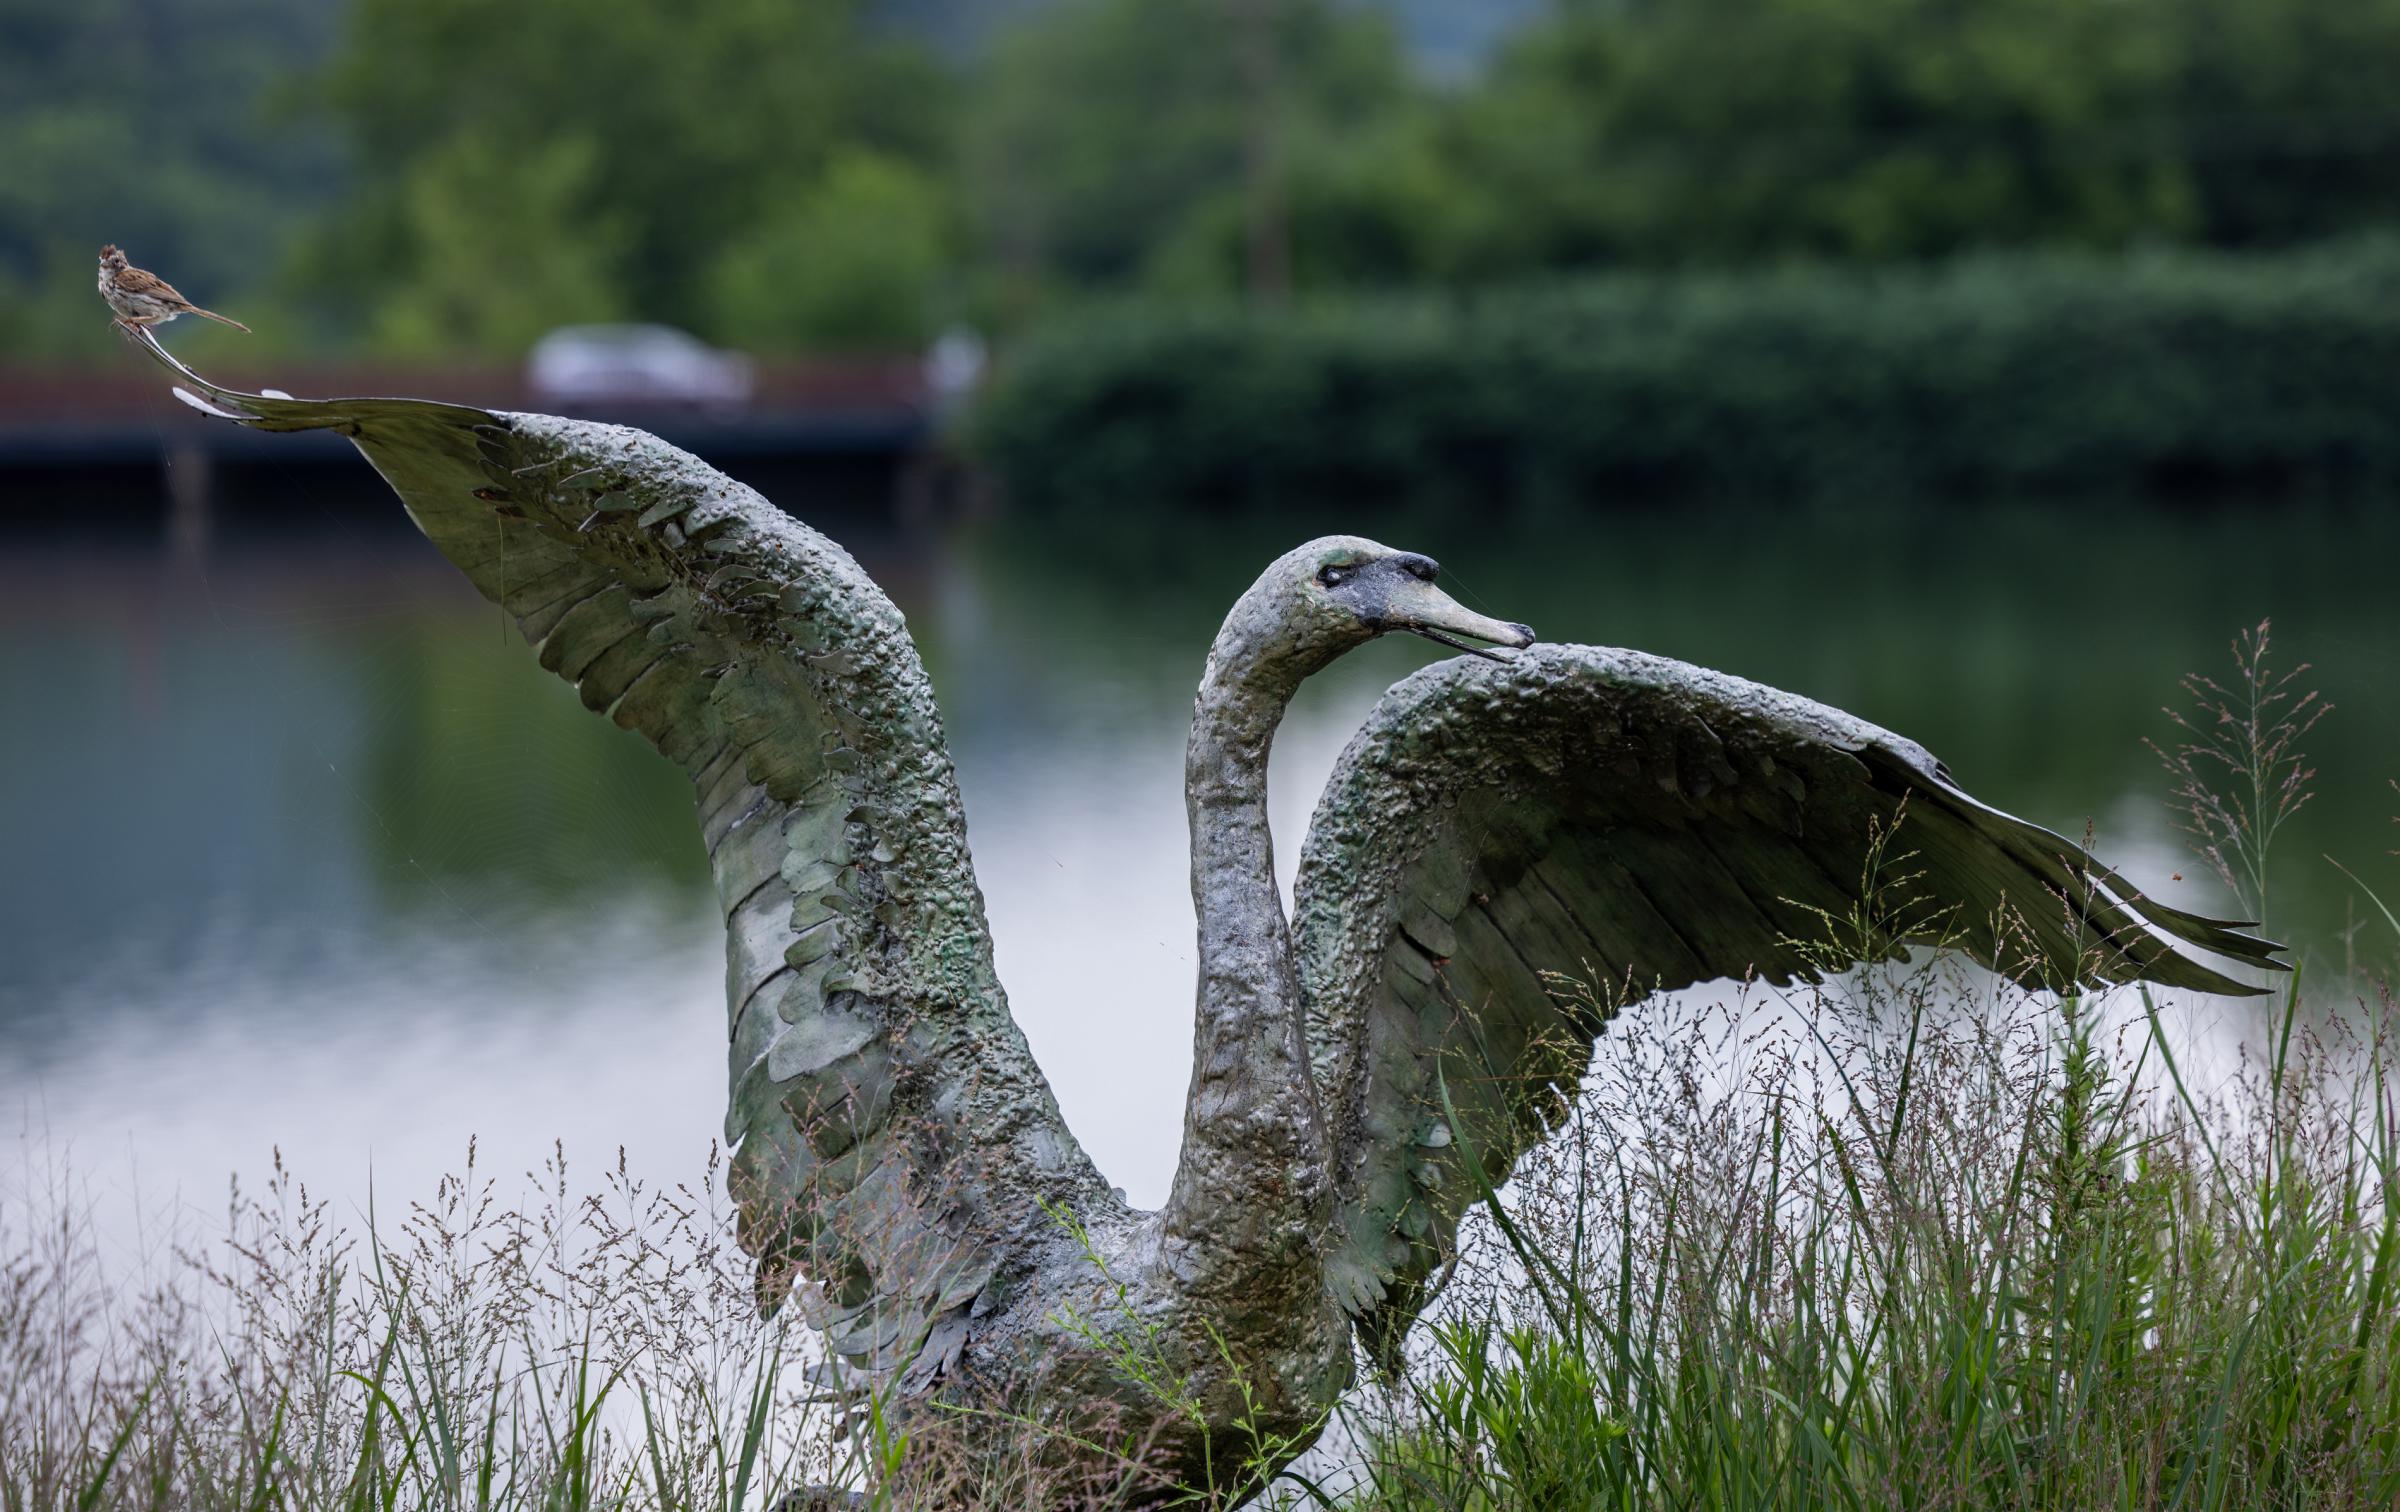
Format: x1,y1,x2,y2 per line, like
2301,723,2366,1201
97,244,249,334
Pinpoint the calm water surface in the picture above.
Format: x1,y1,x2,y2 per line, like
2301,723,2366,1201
4,479,2394,1242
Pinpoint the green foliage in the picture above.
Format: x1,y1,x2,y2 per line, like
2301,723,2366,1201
0,0,340,361
306,0,955,349
973,236,2400,512
353,135,628,357
1447,0,2196,268
961,0,1414,310
1387,1321,1628,1504
2170,0,2400,247
13,0,2400,357
1344,928,2400,1505
1374,0,2400,276
962,0,2400,308
706,150,955,353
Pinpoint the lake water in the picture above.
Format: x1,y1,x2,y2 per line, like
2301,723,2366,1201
4,472,2394,1246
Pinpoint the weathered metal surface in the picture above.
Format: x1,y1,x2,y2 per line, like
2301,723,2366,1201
1292,644,2281,1367
133,332,2279,1496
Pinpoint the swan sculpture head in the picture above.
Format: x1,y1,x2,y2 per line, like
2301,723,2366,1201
1205,534,1535,695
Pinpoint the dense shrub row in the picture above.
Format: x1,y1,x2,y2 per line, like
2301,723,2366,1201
972,238,2400,512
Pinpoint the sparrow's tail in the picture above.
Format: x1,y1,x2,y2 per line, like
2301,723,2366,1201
188,305,250,333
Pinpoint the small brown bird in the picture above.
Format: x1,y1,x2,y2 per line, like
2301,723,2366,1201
97,244,250,334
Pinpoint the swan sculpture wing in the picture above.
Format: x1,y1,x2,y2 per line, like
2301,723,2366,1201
138,338,1108,1391
1294,643,2280,1365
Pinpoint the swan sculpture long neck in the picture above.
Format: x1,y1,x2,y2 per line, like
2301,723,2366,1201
1151,538,1529,1345
1159,581,1346,1319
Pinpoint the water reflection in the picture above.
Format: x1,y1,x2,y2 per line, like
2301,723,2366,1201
3,492,2394,1239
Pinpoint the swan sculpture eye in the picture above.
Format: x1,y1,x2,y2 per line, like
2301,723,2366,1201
1318,565,1349,588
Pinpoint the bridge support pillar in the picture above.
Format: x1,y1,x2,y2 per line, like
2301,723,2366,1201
163,443,213,563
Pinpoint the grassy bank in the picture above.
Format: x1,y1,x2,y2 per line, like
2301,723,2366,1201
1340,952,2399,1510
973,238,2400,516
16,973,2395,1510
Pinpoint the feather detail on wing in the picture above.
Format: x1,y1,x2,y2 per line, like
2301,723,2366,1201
1292,644,2281,1369
136,335,1107,1392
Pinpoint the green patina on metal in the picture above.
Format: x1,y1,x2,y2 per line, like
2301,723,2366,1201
136,332,2281,1497
1290,645,2279,1368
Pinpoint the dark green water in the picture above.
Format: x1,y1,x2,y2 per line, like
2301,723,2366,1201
2,488,2391,1221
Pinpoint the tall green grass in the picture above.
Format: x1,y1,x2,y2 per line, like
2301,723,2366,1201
1332,962,2400,1509
1327,623,2398,1511
2,1142,836,1511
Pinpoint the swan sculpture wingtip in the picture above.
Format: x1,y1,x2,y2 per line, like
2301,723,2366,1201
138,336,2282,1493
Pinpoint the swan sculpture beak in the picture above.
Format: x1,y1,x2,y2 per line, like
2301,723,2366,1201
1382,577,1535,662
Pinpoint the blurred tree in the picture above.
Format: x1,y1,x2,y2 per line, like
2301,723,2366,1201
1437,0,2196,269
0,0,340,359
1143,110,1476,294
311,0,956,349
706,149,954,352
8,0,2400,361
356,135,628,356
2170,0,2400,246
1428,0,2400,272
962,0,1413,311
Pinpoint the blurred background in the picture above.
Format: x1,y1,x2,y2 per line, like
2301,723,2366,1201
3,0,2396,1228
